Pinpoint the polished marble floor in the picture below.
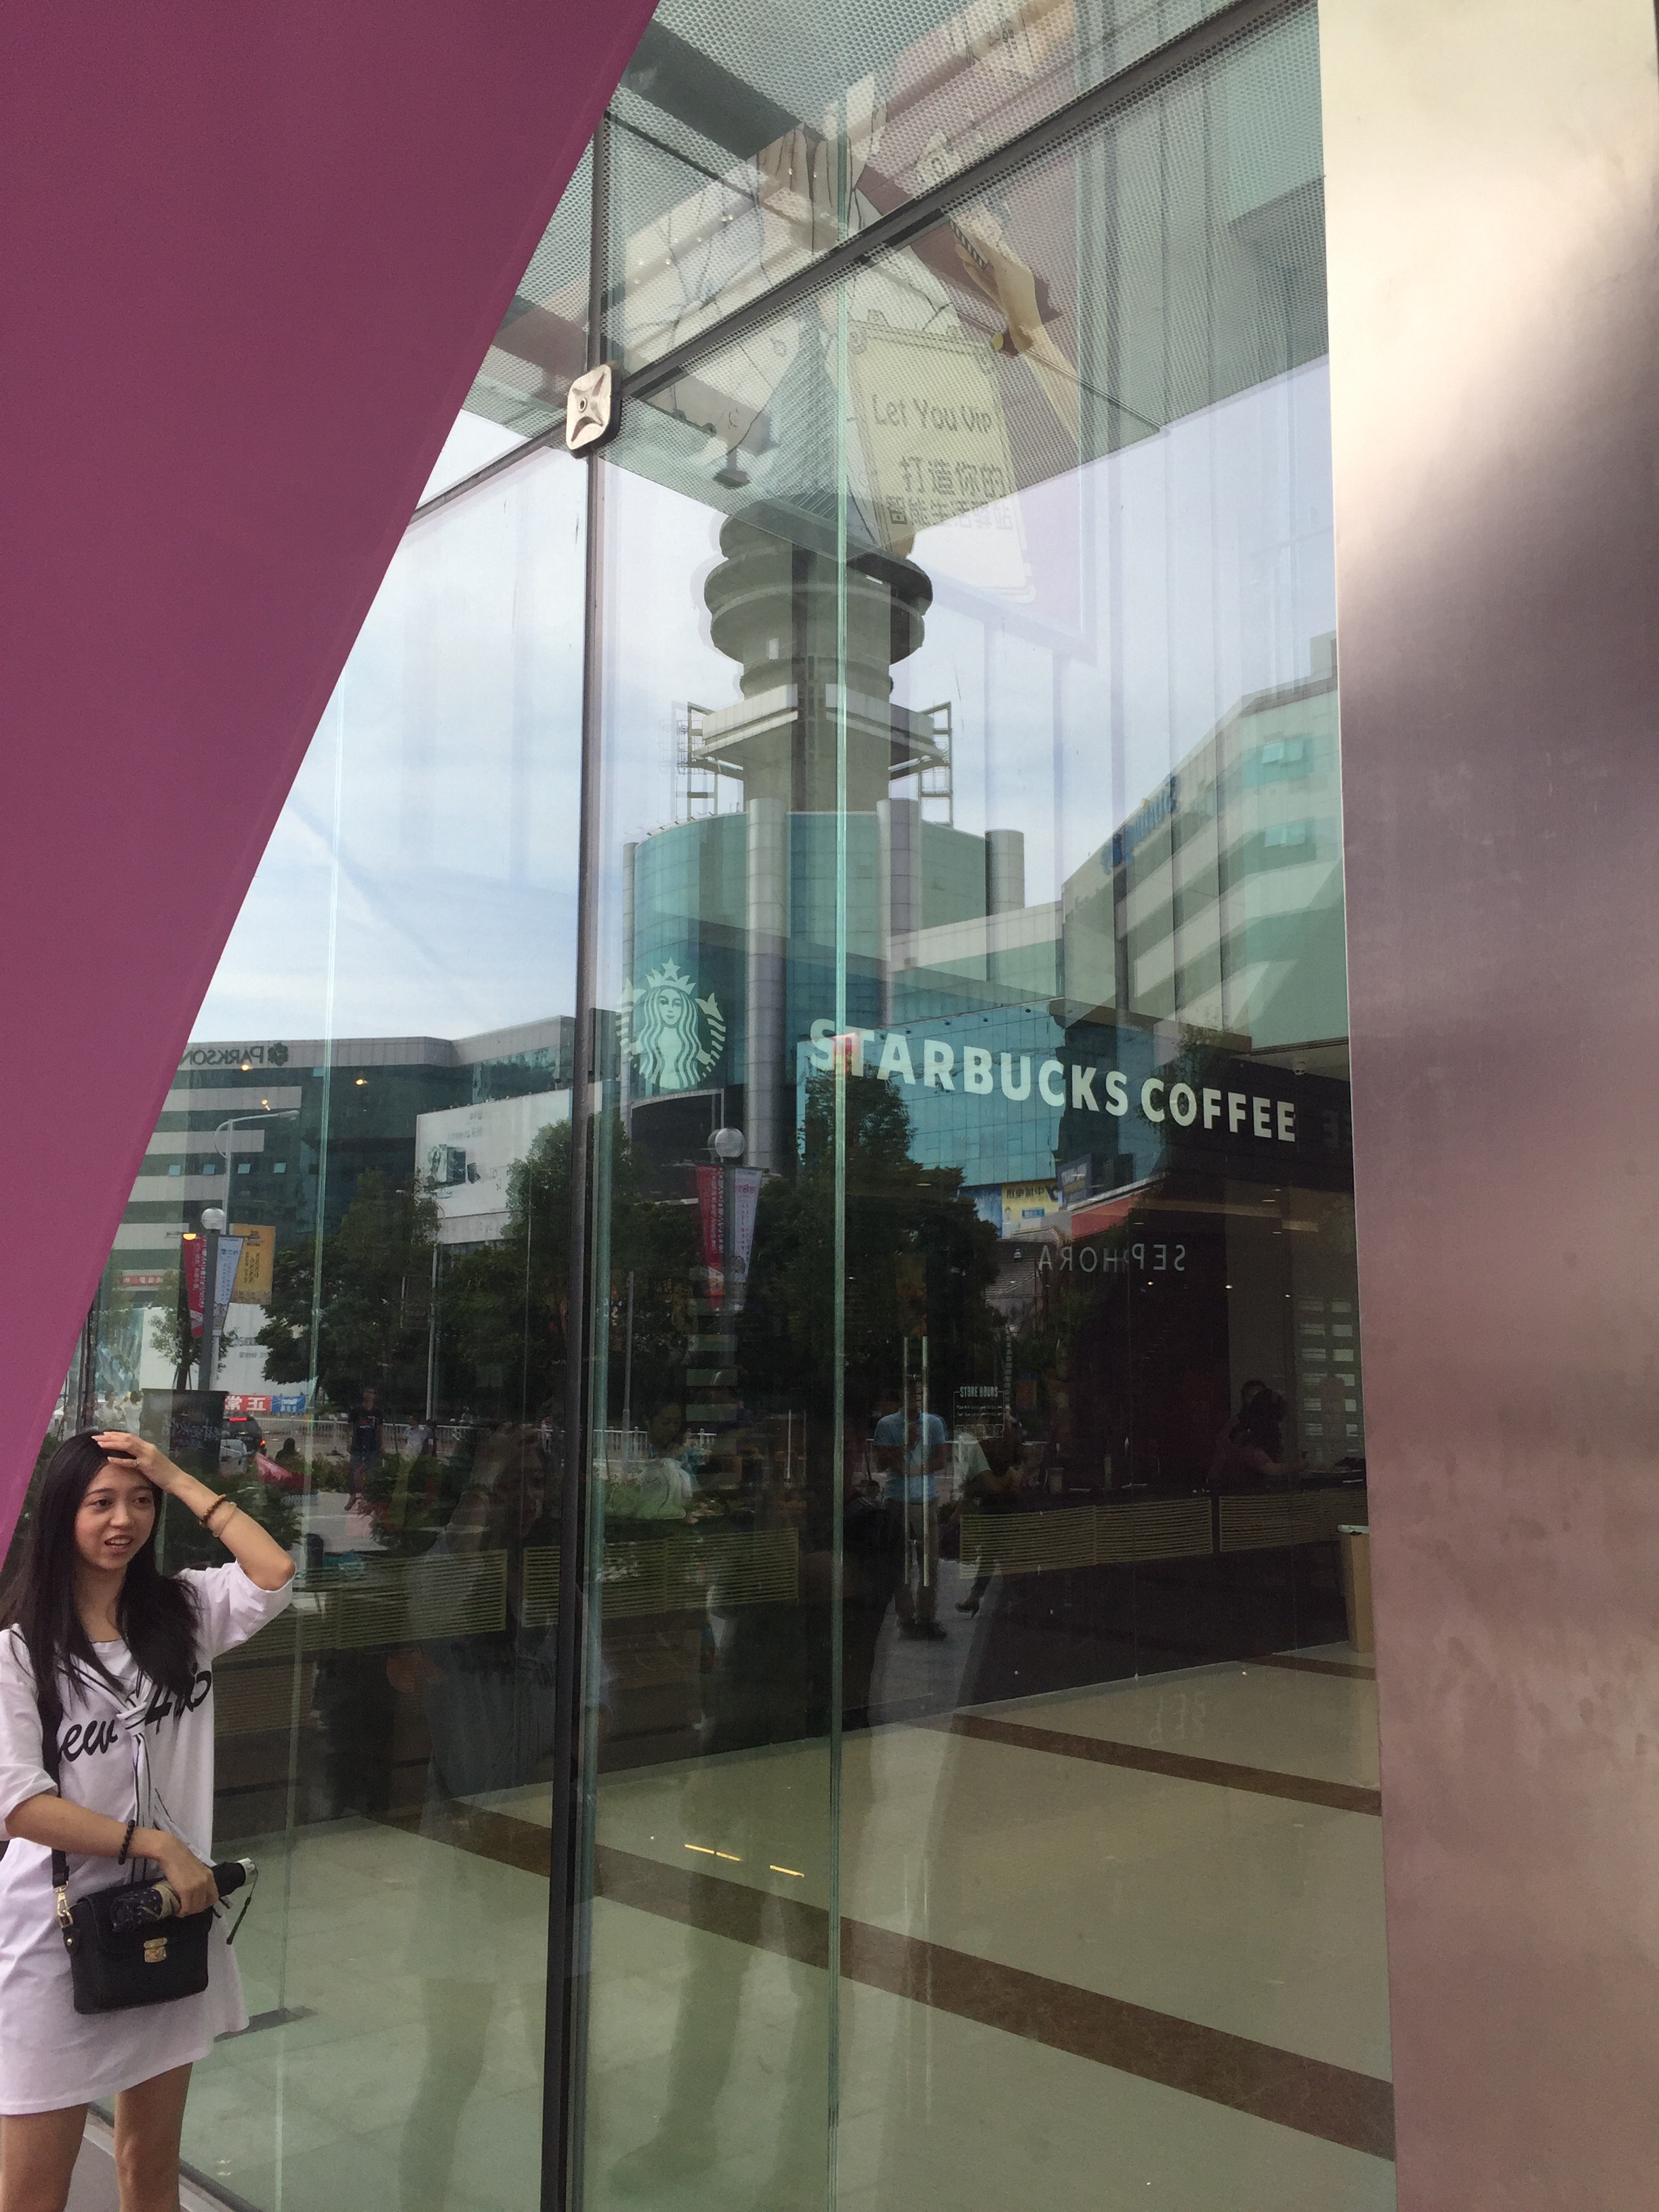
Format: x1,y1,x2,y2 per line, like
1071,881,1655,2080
180,1565,1391,2212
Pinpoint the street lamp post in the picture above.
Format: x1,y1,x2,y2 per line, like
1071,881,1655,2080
75,1285,103,1433
710,1124,745,1316
701,1127,745,1456
197,1107,298,1393
199,1206,227,1393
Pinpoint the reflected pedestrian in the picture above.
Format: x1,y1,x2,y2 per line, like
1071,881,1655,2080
1209,1381,1300,1488
346,1387,384,1504
872,1385,948,1640
956,1419,1025,1615
393,1427,562,2212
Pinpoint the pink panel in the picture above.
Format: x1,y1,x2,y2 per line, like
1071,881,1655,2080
1326,2,1659,2198
0,3,654,1534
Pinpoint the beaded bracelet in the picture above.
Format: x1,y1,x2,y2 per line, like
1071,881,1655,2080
117,1818,137,1865
199,1494,235,1535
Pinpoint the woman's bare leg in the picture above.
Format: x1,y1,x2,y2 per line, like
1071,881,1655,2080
0,2106,89,2212
112,2066,190,2212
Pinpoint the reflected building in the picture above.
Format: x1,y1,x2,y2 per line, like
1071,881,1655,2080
620,595,1361,1485
622,506,1032,1179
95,1017,578,1420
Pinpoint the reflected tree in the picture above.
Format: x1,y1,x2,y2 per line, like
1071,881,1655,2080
256,1169,438,1408
739,1073,1000,1427
151,1267,197,1389
442,1118,697,1425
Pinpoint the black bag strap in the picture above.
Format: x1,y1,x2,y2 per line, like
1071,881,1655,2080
35,1671,78,1944
36,1671,69,1893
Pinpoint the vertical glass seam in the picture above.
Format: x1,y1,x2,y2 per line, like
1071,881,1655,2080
825,85,853,2212
542,109,608,2212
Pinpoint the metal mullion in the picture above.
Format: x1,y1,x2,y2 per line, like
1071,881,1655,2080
541,106,611,2212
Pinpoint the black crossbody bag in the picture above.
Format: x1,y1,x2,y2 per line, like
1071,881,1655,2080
38,1680,213,2015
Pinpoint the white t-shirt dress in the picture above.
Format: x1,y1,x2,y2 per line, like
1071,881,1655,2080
0,1562,291,2112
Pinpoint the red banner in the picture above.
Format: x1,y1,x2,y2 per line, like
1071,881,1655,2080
180,1233,207,1338
694,1166,762,1309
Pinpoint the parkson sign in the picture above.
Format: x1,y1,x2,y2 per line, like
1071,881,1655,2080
178,1042,291,1069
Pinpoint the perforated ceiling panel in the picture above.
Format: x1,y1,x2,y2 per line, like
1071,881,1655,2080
457,0,1250,448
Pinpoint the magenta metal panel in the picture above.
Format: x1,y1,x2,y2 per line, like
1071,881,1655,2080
0,2,655,1530
1324,2,1659,2201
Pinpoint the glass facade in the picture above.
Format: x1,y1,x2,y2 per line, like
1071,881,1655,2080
37,442,590,2211
24,3,1393,2206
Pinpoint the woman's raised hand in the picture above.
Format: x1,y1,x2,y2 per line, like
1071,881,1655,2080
94,1433,186,1495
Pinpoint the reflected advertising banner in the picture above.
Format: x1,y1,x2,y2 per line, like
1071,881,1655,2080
180,1231,245,1339
211,1237,243,1336
224,1389,310,1416
695,1166,762,1307
230,1223,274,1305
181,1233,207,1339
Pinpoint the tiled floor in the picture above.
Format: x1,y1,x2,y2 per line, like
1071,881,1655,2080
173,1573,1389,2211
179,1820,548,2211
977,1651,1380,1787
583,1722,1388,2075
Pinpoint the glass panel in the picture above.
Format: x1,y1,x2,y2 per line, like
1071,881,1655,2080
575,443,844,2210
580,4,1391,2210
830,24,1387,2207
11,447,588,2212
421,411,530,502
12,4,1392,2204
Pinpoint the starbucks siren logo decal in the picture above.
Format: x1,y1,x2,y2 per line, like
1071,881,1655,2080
621,960,726,1092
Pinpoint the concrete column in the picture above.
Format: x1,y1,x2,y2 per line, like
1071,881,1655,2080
744,797,788,1172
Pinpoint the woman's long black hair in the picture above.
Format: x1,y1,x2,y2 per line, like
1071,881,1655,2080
0,1434,197,1702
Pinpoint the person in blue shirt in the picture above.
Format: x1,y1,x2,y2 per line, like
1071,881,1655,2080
346,1387,384,1504
872,1386,948,1640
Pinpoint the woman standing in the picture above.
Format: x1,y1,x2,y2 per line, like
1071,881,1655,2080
0,1430,293,2212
